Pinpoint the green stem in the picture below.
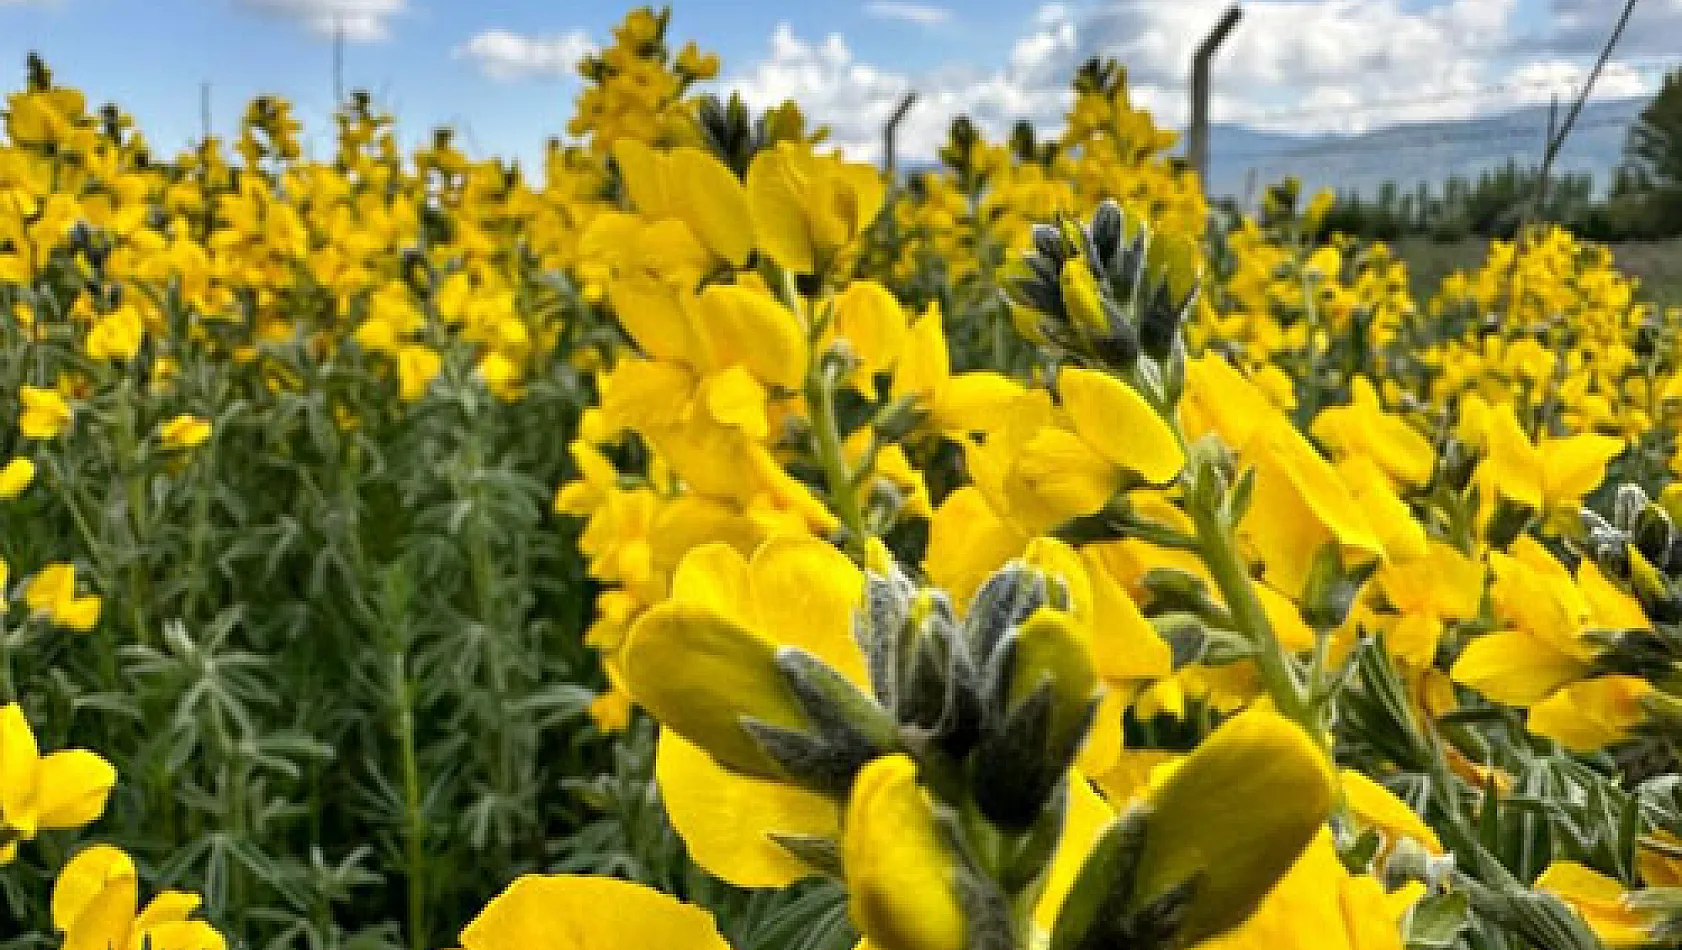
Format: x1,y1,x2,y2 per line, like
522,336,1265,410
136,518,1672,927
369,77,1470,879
1187,493,1316,736
0,625,15,703
806,365,869,559
391,649,427,950
114,375,152,647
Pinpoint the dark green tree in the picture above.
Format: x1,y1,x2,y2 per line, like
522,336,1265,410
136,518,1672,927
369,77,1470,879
1626,69,1682,195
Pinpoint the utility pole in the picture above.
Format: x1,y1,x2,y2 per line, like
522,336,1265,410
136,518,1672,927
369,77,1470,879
200,81,211,143
1187,4,1243,182
883,91,918,178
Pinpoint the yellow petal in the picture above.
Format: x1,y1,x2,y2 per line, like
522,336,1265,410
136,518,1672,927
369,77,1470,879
396,344,441,402
1133,707,1335,944
1480,405,1544,510
830,280,908,381
1527,675,1651,752
621,602,808,778
1084,548,1171,682
460,874,730,950
35,749,116,829
1243,417,1384,597
1451,631,1587,707
747,536,870,688
671,148,752,265
656,731,838,888
612,139,671,218
1035,773,1117,932
1536,862,1656,949
57,596,103,633
0,457,34,498
1540,434,1623,507
132,891,203,929
890,304,949,405
934,373,1026,439
0,703,40,832
924,487,1030,611
1009,427,1120,531
670,542,755,625
698,284,806,390
606,278,705,366
136,920,227,950
701,366,770,439
1339,769,1441,854
26,563,75,614
1060,367,1184,484
746,145,815,274
843,756,966,950
53,844,138,942
1200,831,1404,950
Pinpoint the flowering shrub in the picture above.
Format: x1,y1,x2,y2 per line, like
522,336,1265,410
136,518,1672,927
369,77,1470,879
5,6,1682,950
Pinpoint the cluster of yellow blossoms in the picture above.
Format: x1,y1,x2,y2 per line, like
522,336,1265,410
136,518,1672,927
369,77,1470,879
9,5,1682,950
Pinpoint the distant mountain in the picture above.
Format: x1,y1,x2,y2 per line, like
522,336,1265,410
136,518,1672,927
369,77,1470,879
1204,97,1648,202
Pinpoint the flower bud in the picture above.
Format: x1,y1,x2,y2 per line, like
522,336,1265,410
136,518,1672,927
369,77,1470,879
1059,260,1109,339
972,607,1100,829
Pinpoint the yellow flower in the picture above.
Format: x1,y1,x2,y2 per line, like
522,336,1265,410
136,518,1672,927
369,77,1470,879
1473,399,1623,527
1129,707,1336,944
1536,861,1659,949
1057,366,1185,486
614,139,752,266
675,41,721,80
19,385,71,439
1201,831,1415,950
25,563,103,632
0,704,116,864
52,844,226,950
1311,376,1434,488
586,687,633,734
0,456,34,498
891,302,1024,440
1240,414,1386,599
747,142,884,274
1451,540,1642,713
623,533,867,783
459,874,730,950
84,304,145,363
1371,539,1485,666
1526,675,1652,752
843,755,967,950
476,352,523,401
158,414,212,450
396,344,442,402
827,280,909,385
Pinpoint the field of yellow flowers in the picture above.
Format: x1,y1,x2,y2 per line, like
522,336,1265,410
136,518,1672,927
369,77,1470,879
8,6,1682,950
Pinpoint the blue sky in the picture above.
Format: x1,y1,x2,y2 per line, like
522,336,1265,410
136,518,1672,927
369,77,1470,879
2,0,1679,166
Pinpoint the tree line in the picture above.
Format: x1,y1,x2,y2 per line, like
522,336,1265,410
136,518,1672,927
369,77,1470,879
1316,69,1682,244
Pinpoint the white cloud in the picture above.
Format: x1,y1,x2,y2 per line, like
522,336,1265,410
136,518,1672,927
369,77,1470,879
863,2,952,27
721,0,1672,165
725,5,1076,163
1504,58,1650,106
454,29,595,82
1076,0,1525,132
233,0,406,42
